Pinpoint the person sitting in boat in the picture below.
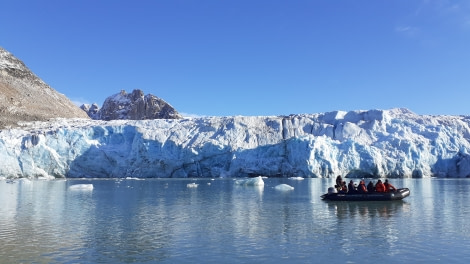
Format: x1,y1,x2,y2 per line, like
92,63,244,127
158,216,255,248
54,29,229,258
367,181,375,192
348,180,356,194
375,179,386,192
339,181,348,193
384,179,397,192
335,175,343,191
357,180,368,193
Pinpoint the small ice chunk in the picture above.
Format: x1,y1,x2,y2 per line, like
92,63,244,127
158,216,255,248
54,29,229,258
235,176,264,186
288,177,304,180
18,178,32,184
69,184,94,191
187,183,199,188
275,184,294,191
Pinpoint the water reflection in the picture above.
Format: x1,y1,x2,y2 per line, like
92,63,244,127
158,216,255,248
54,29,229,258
0,180,75,263
326,200,406,219
1,178,470,263
85,179,175,263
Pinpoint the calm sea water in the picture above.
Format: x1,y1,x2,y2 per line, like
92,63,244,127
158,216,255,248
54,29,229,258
1,177,469,264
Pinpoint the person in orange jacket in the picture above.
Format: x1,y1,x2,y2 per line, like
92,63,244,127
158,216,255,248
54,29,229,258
384,179,397,192
375,180,386,192
357,180,368,193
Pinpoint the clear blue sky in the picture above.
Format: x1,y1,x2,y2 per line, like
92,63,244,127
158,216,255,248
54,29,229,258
1,0,469,117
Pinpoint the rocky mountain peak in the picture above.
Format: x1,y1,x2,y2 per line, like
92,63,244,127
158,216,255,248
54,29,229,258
80,103,100,120
81,89,182,120
0,47,90,128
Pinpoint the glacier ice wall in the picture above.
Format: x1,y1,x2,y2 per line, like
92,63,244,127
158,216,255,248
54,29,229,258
1,108,470,178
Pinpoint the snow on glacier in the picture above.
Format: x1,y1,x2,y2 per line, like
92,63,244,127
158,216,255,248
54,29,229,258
1,108,470,178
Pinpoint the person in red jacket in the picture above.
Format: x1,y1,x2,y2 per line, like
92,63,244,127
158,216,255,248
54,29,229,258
375,179,386,192
384,179,397,192
357,180,367,193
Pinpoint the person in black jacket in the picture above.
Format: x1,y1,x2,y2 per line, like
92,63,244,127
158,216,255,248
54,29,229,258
367,181,375,192
335,175,343,191
348,180,356,194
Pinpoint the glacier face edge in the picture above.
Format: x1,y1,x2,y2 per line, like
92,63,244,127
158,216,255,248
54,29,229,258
1,108,470,178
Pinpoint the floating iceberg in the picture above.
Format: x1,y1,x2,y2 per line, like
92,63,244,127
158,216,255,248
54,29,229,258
125,177,142,180
274,184,294,191
68,184,94,191
234,176,265,186
187,183,199,188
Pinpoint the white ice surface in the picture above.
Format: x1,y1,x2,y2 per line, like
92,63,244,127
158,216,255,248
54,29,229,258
1,108,470,178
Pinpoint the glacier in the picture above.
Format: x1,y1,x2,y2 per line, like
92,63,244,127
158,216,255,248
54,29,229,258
1,108,470,179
